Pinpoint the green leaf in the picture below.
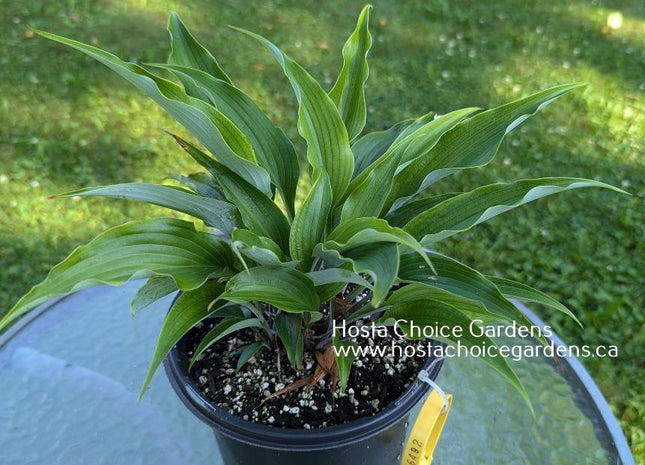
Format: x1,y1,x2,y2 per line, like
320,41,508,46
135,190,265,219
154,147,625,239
486,276,582,327
231,229,287,267
352,119,412,177
326,217,431,268
306,268,372,288
329,5,372,141
191,317,264,368
35,29,271,195
384,194,456,227
153,63,299,218
275,312,305,368
168,172,226,200
56,183,242,234
315,243,399,306
130,277,177,316
234,27,354,203
404,177,625,244
170,135,291,253
167,12,232,83
343,108,478,219
379,300,530,409
307,267,373,301
333,336,358,392
220,266,320,313
386,283,500,324
139,281,225,398
391,111,436,143
290,173,333,269
0,218,234,331
399,251,528,324
386,84,584,209
235,342,266,371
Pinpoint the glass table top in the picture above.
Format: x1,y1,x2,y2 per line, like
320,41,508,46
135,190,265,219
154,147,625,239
0,282,634,465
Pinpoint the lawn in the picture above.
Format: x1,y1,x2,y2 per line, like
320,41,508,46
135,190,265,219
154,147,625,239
1,0,643,459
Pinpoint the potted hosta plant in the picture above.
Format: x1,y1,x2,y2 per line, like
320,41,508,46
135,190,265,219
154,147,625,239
1,5,624,465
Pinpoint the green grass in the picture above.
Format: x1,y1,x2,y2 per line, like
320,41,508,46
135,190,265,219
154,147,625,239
1,0,643,459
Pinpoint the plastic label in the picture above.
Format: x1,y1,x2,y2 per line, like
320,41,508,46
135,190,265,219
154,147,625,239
401,390,453,465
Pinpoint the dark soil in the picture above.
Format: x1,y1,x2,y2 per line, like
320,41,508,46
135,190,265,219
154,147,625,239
186,320,435,429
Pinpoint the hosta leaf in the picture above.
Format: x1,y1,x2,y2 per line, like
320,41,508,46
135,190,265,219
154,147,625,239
220,266,320,313
154,63,299,218
315,243,399,306
326,218,431,268
168,172,225,200
399,251,529,325
352,119,412,177
340,143,406,221
0,219,234,330
486,276,581,326
130,277,177,316
391,111,436,143
275,312,305,368
56,183,242,234
333,336,358,392
348,108,478,199
171,135,291,253
139,281,225,398
343,108,478,219
306,268,372,288
384,194,456,227
307,268,372,301
396,107,481,168
235,342,266,371
386,283,500,324
379,300,530,408
36,29,271,195
329,4,372,141
290,173,332,270
386,84,584,209
167,12,232,83
191,317,265,368
232,229,287,267
234,27,354,203
404,177,625,244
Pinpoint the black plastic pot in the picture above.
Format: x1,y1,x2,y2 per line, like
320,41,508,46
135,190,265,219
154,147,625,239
164,329,443,465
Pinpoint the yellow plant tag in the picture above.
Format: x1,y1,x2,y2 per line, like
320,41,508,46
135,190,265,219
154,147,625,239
401,390,453,465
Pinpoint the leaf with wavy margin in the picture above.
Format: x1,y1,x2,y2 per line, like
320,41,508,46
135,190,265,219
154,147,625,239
153,63,299,218
0,218,234,330
56,183,241,234
276,312,305,368
169,134,291,253
342,108,478,220
314,242,398,306
167,12,232,82
130,277,177,316
139,281,225,398
290,173,332,270
487,276,581,326
233,27,354,203
386,84,585,210
329,5,372,141
35,29,271,194
404,177,625,244
220,266,320,313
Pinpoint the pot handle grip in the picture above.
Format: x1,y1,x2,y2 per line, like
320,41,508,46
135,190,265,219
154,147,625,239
401,381,452,465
